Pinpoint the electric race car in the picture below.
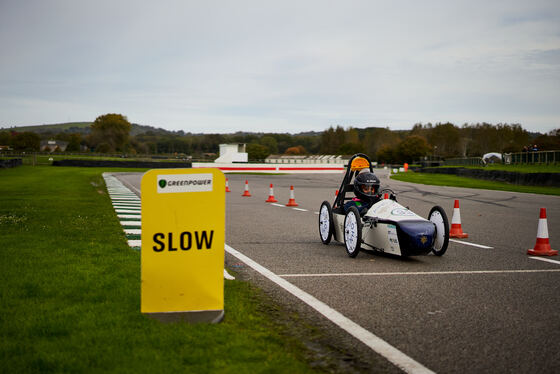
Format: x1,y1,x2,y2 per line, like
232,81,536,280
318,154,449,258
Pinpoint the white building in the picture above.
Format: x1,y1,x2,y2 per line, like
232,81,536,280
214,144,248,163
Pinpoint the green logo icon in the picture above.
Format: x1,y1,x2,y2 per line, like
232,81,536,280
159,179,167,188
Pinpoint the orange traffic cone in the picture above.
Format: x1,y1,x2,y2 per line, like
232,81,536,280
242,180,251,197
286,185,298,206
528,208,558,256
449,199,468,238
225,178,231,192
383,193,389,199
265,183,278,203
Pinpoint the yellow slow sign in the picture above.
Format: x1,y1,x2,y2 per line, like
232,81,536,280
141,168,225,318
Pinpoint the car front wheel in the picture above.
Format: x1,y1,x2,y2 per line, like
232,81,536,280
344,206,362,258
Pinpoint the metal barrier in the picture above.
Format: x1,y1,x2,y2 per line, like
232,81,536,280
504,150,559,165
444,157,484,166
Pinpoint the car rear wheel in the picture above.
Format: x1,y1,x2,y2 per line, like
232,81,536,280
319,201,334,244
428,205,449,256
344,206,362,258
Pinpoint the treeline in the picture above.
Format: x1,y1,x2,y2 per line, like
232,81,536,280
319,123,559,163
1,114,559,163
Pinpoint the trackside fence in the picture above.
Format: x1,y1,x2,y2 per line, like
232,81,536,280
444,157,484,166
504,151,559,165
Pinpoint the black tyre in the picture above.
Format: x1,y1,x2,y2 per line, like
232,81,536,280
343,206,362,258
318,201,334,244
428,205,449,256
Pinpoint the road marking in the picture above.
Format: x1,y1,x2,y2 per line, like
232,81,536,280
271,203,285,207
279,269,560,277
116,209,142,214
292,208,308,212
529,256,560,265
449,239,493,249
225,244,435,374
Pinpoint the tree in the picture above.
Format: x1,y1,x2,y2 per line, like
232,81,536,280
260,136,278,154
427,123,462,157
376,145,395,164
246,143,269,160
65,133,82,152
395,135,432,163
0,131,11,146
12,132,40,151
338,142,364,155
284,145,306,155
89,113,131,153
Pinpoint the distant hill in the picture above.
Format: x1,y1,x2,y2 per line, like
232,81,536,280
0,122,173,136
0,122,324,137
1,122,92,134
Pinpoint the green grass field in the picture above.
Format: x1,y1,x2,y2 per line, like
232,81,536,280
391,171,560,195
0,166,337,373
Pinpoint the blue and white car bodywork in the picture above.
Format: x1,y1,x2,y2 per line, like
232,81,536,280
318,154,449,258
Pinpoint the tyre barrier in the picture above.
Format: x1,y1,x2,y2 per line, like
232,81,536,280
0,158,22,168
53,159,192,168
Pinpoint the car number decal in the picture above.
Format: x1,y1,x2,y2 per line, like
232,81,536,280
387,224,400,251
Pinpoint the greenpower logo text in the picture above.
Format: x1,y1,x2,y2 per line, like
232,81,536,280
157,173,213,193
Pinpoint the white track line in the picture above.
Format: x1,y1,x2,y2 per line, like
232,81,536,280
225,244,435,374
449,239,493,249
279,269,560,278
529,256,560,265
271,203,284,207
292,208,308,212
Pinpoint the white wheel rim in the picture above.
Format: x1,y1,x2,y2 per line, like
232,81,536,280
345,212,358,252
430,210,445,251
319,205,330,241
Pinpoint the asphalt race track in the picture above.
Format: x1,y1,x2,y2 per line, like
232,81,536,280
115,170,560,374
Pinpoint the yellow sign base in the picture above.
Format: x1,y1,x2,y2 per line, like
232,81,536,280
144,310,224,324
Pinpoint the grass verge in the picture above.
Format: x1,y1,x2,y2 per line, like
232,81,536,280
0,166,327,373
391,171,560,195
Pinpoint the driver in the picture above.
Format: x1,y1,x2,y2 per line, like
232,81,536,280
344,171,381,215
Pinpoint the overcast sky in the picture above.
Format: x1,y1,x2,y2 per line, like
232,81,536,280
1,0,559,134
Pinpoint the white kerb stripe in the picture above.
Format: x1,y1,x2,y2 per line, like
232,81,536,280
118,214,141,219
225,244,435,374
120,221,141,226
128,239,141,247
